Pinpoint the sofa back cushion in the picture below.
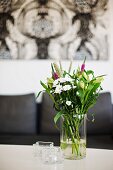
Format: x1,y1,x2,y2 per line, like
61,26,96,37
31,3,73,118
0,93,37,134
39,93,59,134
87,92,113,135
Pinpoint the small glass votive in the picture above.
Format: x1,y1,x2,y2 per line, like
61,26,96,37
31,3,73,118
33,141,54,158
42,146,64,164
36,141,54,147
33,143,39,157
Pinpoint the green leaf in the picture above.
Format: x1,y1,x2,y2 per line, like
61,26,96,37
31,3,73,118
77,89,84,103
54,111,64,124
36,90,45,99
95,75,106,78
63,71,68,77
84,83,100,102
90,83,101,93
40,81,49,91
86,70,94,75
40,81,57,106
51,63,54,74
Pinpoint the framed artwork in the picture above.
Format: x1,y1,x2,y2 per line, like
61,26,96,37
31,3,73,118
0,0,109,60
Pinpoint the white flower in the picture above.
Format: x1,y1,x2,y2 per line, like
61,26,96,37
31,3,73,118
66,101,72,106
63,85,71,91
54,85,62,94
65,77,72,82
58,78,66,83
53,79,59,87
59,77,72,83
53,77,73,88
76,91,79,96
73,85,76,89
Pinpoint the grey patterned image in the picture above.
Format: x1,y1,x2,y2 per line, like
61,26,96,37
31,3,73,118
0,0,109,60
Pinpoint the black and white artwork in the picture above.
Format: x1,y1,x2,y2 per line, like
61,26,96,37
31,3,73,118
0,0,109,60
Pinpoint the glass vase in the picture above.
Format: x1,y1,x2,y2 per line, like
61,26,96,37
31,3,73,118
60,114,86,160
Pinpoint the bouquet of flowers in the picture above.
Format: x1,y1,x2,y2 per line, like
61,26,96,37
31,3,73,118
38,59,104,159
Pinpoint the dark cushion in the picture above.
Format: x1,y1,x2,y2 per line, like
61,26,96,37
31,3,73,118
39,93,59,134
87,92,113,135
87,135,113,150
0,94,37,134
0,134,60,146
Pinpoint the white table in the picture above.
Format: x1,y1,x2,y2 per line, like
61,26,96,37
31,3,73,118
0,145,113,170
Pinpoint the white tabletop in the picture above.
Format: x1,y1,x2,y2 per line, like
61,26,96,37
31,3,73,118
0,145,113,170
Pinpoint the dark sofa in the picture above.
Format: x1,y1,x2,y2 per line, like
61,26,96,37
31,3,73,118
0,92,113,149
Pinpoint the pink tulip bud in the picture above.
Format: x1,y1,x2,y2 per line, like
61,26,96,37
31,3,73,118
53,72,59,80
81,64,85,72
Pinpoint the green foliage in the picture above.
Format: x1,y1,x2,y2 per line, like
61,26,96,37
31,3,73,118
38,61,104,124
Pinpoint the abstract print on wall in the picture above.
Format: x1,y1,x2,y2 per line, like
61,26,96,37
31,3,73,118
0,0,109,60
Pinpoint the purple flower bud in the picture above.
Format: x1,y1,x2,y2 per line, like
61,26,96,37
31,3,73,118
81,64,85,72
53,72,59,80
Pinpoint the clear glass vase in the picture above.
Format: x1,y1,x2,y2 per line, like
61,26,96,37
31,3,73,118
60,114,86,160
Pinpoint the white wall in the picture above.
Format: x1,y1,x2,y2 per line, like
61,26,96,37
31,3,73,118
0,1,113,102
0,59,112,102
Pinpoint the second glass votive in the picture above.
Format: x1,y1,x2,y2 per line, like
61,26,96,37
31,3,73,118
41,146,64,164
34,141,54,158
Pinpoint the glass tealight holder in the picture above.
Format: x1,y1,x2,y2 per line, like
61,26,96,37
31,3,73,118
33,143,38,157
41,146,64,164
36,141,54,147
33,141,54,158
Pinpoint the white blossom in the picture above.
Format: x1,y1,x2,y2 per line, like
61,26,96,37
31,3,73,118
63,85,71,91
53,77,73,87
73,85,76,89
59,77,72,83
66,101,72,106
64,77,72,82
76,91,79,95
53,79,59,87
58,78,66,83
54,85,62,94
